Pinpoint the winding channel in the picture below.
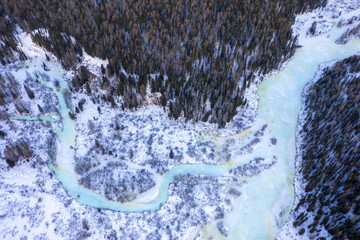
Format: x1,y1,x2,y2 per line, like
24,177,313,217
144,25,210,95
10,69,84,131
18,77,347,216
10,22,360,239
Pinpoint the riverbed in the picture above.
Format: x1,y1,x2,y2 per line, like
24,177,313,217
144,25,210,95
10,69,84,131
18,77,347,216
8,11,360,240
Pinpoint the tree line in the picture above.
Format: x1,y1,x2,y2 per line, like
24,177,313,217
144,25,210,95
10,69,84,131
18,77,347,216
0,0,326,127
293,55,360,239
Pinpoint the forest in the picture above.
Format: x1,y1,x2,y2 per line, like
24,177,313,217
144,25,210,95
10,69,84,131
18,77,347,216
0,0,326,127
292,55,360,239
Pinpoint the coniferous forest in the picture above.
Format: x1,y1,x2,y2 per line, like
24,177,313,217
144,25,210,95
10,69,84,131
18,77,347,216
292,55,360,239
0,0,326,127
2,1,360,239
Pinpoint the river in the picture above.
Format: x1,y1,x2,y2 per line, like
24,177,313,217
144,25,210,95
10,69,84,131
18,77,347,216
10,18,360,240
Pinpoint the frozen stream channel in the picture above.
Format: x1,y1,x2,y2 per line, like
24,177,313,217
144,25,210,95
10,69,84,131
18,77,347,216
9,10,360,240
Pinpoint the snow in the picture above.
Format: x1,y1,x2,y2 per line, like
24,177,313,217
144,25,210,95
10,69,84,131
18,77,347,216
0,29,233,238
81,51,109,75
277,0,360,238
1,0,360,239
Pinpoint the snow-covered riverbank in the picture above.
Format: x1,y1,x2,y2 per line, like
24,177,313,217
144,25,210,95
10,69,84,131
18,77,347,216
278,0,360,239
1,0,360,239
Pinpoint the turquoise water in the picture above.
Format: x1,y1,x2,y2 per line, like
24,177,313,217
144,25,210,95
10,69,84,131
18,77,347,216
10,114,57,122
218,26,360,240
9,22,360,239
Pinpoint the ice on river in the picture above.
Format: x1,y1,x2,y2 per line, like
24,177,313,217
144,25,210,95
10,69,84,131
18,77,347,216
1,1,360,239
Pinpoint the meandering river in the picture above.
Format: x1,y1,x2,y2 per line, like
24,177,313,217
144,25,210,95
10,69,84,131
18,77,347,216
11,21,360,239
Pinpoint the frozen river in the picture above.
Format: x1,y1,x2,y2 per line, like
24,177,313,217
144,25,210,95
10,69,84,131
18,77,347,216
10,11,360,240
52,25,360,239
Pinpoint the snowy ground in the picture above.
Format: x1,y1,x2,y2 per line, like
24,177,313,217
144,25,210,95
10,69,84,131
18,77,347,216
277,0,360,239
0,29,236,240
1,0,360,239
0,24,275,240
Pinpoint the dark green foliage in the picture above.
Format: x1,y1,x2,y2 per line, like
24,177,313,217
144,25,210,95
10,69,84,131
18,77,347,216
0,0,326,126
68,111,76,120
24,84,35,99
0,73,20,105
72,66,91,90
169,150,174,159
293,55,360,238
0,130,6,138
308,21,317,35
4,138,33,167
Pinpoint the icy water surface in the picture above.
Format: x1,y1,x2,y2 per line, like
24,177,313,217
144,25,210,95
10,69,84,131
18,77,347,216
53,25,360,239
213,27,360,239
11,20,360,240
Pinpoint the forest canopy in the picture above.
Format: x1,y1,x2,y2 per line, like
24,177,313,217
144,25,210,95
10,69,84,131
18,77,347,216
0,0,326,127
